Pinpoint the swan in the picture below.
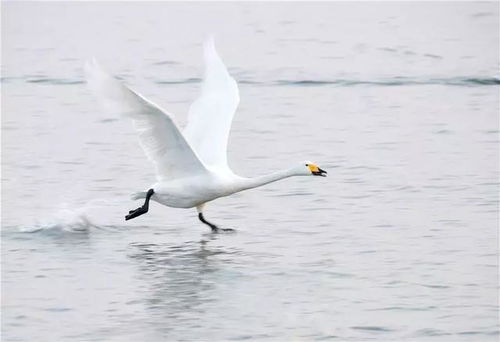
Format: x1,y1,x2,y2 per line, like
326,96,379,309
85,38,327,232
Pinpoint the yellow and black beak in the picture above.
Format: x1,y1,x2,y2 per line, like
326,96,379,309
309,164,327,177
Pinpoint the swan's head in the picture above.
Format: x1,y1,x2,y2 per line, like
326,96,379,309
299,161,327,177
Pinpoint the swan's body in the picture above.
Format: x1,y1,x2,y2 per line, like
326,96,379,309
146,173,237,209
85,38,326,231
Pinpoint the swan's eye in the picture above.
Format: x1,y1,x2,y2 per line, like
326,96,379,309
305,164,309,166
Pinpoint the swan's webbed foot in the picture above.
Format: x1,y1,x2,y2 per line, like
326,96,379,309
125,207,147,220
211,227,236,233
198,213,235,233
218,228,236,233
125,189,154,221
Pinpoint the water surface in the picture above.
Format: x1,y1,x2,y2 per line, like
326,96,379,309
2,2,499,341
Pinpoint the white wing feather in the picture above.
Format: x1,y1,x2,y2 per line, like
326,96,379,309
183,38,240,172
85,59,207,181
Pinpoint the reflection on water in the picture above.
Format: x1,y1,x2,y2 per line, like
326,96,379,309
129,236,241,330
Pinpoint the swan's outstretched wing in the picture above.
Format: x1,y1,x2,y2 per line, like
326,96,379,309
183,38,240,172
85,59,207,181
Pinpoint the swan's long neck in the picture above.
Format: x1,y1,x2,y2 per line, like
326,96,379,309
235,167,297,192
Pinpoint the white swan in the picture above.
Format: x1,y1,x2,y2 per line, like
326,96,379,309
85,38,327,232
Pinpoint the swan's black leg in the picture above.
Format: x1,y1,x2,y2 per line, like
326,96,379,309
198,213,219,232
198,213,234,233
125,189,154,221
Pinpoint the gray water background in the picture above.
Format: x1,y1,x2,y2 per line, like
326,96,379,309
2,2,499,341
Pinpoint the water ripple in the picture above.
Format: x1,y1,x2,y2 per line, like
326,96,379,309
351,326,393,332
4,75,497,87
274,76,500,87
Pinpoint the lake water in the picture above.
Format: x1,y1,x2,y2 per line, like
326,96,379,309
2,2,499,341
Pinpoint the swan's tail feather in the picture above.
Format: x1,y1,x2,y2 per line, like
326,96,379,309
131,191,147,200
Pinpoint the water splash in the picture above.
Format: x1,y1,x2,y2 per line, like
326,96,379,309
20,199,119,234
